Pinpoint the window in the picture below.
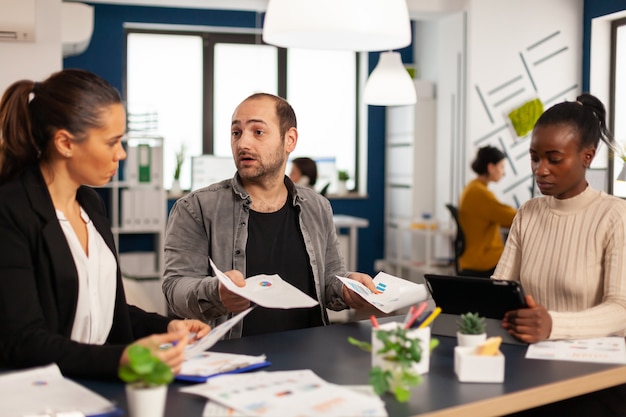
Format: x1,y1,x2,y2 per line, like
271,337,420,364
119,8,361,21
611,18,626,197
125,28,363,193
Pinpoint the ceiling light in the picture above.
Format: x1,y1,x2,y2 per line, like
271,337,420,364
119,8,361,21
262,0,411,52
363,51,416,106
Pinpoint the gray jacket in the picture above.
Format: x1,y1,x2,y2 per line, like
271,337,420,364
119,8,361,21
162,174,350,339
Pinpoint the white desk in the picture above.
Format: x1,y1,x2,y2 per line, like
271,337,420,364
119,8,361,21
387,220,454,275
333,215,369,271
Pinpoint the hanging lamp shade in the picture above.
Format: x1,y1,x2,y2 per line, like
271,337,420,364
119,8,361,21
363,51,416,106
262,0,411,51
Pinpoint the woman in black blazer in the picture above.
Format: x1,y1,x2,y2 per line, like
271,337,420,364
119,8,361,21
0,69,209,379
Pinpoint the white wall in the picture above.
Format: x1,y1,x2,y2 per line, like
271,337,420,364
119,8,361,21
0,0,62,94
465,0,583,208
421,0,583,216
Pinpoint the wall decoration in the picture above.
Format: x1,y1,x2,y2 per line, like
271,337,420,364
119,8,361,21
507,98,544,138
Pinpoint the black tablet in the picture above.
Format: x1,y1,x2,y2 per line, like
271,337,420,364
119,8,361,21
424,274,528,319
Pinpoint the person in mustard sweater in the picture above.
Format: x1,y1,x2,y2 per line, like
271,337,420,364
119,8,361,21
458,146,517,277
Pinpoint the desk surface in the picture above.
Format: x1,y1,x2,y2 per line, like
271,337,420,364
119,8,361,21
78,318,626,417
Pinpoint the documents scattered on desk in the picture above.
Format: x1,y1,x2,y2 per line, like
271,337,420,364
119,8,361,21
181,369,388,417
0,363,119,417
211,259,318,309
184,307,254,359
178,351,270,382
337,272,428,313
526,337,626,364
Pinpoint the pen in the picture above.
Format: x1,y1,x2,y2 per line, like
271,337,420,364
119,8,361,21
370,315,380,329
404,301,428,329
418,306,442,328
402,305,416,327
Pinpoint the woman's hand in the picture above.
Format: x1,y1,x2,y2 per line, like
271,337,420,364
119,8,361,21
167,319,211,342
120,331,189,374
503,294,552,343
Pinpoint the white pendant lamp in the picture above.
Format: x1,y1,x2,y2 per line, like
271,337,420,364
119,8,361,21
363,51,416,106
262,0,411,52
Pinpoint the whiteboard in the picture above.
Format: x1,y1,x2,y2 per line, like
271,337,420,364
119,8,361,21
191,155,236,191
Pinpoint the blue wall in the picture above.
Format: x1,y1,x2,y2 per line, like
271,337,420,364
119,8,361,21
582,0,626,91
65,4,414,275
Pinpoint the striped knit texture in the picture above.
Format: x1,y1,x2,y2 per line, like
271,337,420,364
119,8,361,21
494,186,626,339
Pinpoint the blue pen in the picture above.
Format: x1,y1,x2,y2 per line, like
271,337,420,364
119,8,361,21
411,309,433,328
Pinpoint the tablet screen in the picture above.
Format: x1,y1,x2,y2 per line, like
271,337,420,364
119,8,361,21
424,274,527,319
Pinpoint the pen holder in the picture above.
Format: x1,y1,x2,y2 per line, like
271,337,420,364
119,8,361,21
371,322,430,375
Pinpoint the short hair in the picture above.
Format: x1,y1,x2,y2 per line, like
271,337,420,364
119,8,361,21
243,92,297,138
471,146,506,175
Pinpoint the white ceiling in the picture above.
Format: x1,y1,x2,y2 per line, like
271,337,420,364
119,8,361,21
64,0,466,20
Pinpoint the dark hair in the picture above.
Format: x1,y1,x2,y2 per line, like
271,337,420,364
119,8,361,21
244,92,297,138
533,93,615,153
0,68,122,184
291,157,318,186
471,145,506,175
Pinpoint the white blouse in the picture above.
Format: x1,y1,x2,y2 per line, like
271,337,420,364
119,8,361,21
56,207,116,344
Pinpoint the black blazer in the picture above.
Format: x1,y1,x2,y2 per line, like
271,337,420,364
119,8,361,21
0,166,170,379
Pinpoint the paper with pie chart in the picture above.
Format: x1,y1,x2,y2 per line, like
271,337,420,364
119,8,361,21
337,272,429,314
210,259,318,309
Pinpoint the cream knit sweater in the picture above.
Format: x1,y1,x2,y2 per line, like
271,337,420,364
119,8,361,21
493,186,626,339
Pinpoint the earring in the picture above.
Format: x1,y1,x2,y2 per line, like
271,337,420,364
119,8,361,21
65,152,70,157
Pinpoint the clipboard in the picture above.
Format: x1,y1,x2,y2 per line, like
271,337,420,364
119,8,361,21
176,360,271,383
424,274,527,319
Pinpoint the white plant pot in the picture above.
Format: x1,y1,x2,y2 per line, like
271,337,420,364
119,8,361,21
125,384,167,417
336,180,347,195
169,179,183,198
456,331,487,347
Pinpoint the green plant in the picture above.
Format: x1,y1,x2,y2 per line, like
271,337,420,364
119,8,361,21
348,328,439,403
457,312,486,335
173,144,186,181
118,345,173,388
338,170,350,181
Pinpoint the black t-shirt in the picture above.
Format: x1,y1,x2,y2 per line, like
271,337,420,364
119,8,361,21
242,199,324,337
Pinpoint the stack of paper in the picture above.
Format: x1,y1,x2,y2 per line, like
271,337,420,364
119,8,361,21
181,369,388,417
0,364,119,417
337,271,428,313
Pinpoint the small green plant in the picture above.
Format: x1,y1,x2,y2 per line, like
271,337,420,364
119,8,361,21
173,143,186,181
118,345,173,388
457,312,486,335
348,327,439,403
338,170,350,181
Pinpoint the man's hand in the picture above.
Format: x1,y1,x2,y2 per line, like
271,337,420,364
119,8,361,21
341,272,379,309
503,294,552,343
218,270,251,313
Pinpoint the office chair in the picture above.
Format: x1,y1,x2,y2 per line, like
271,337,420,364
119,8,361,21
445,203,494,278
319,182,331,197
445,204,465,275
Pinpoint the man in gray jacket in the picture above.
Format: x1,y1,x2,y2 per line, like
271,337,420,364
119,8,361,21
162,92,377,339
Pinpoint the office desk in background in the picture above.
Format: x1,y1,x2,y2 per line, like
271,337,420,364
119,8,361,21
77,318,626,417
333,214,369,271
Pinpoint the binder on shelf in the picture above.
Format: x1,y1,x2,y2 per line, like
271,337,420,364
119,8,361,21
137,143,151,183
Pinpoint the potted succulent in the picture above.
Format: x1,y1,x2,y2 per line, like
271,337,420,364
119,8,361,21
456,312,487,347
348,326,439,402
119,345,173,417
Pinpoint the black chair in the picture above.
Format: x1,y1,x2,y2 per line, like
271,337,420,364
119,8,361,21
319,182,331,197
445,203,493,278
445,203,465,275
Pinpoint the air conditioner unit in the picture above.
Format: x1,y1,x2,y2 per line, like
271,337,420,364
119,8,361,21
62,2,94,57
0,0,36,42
